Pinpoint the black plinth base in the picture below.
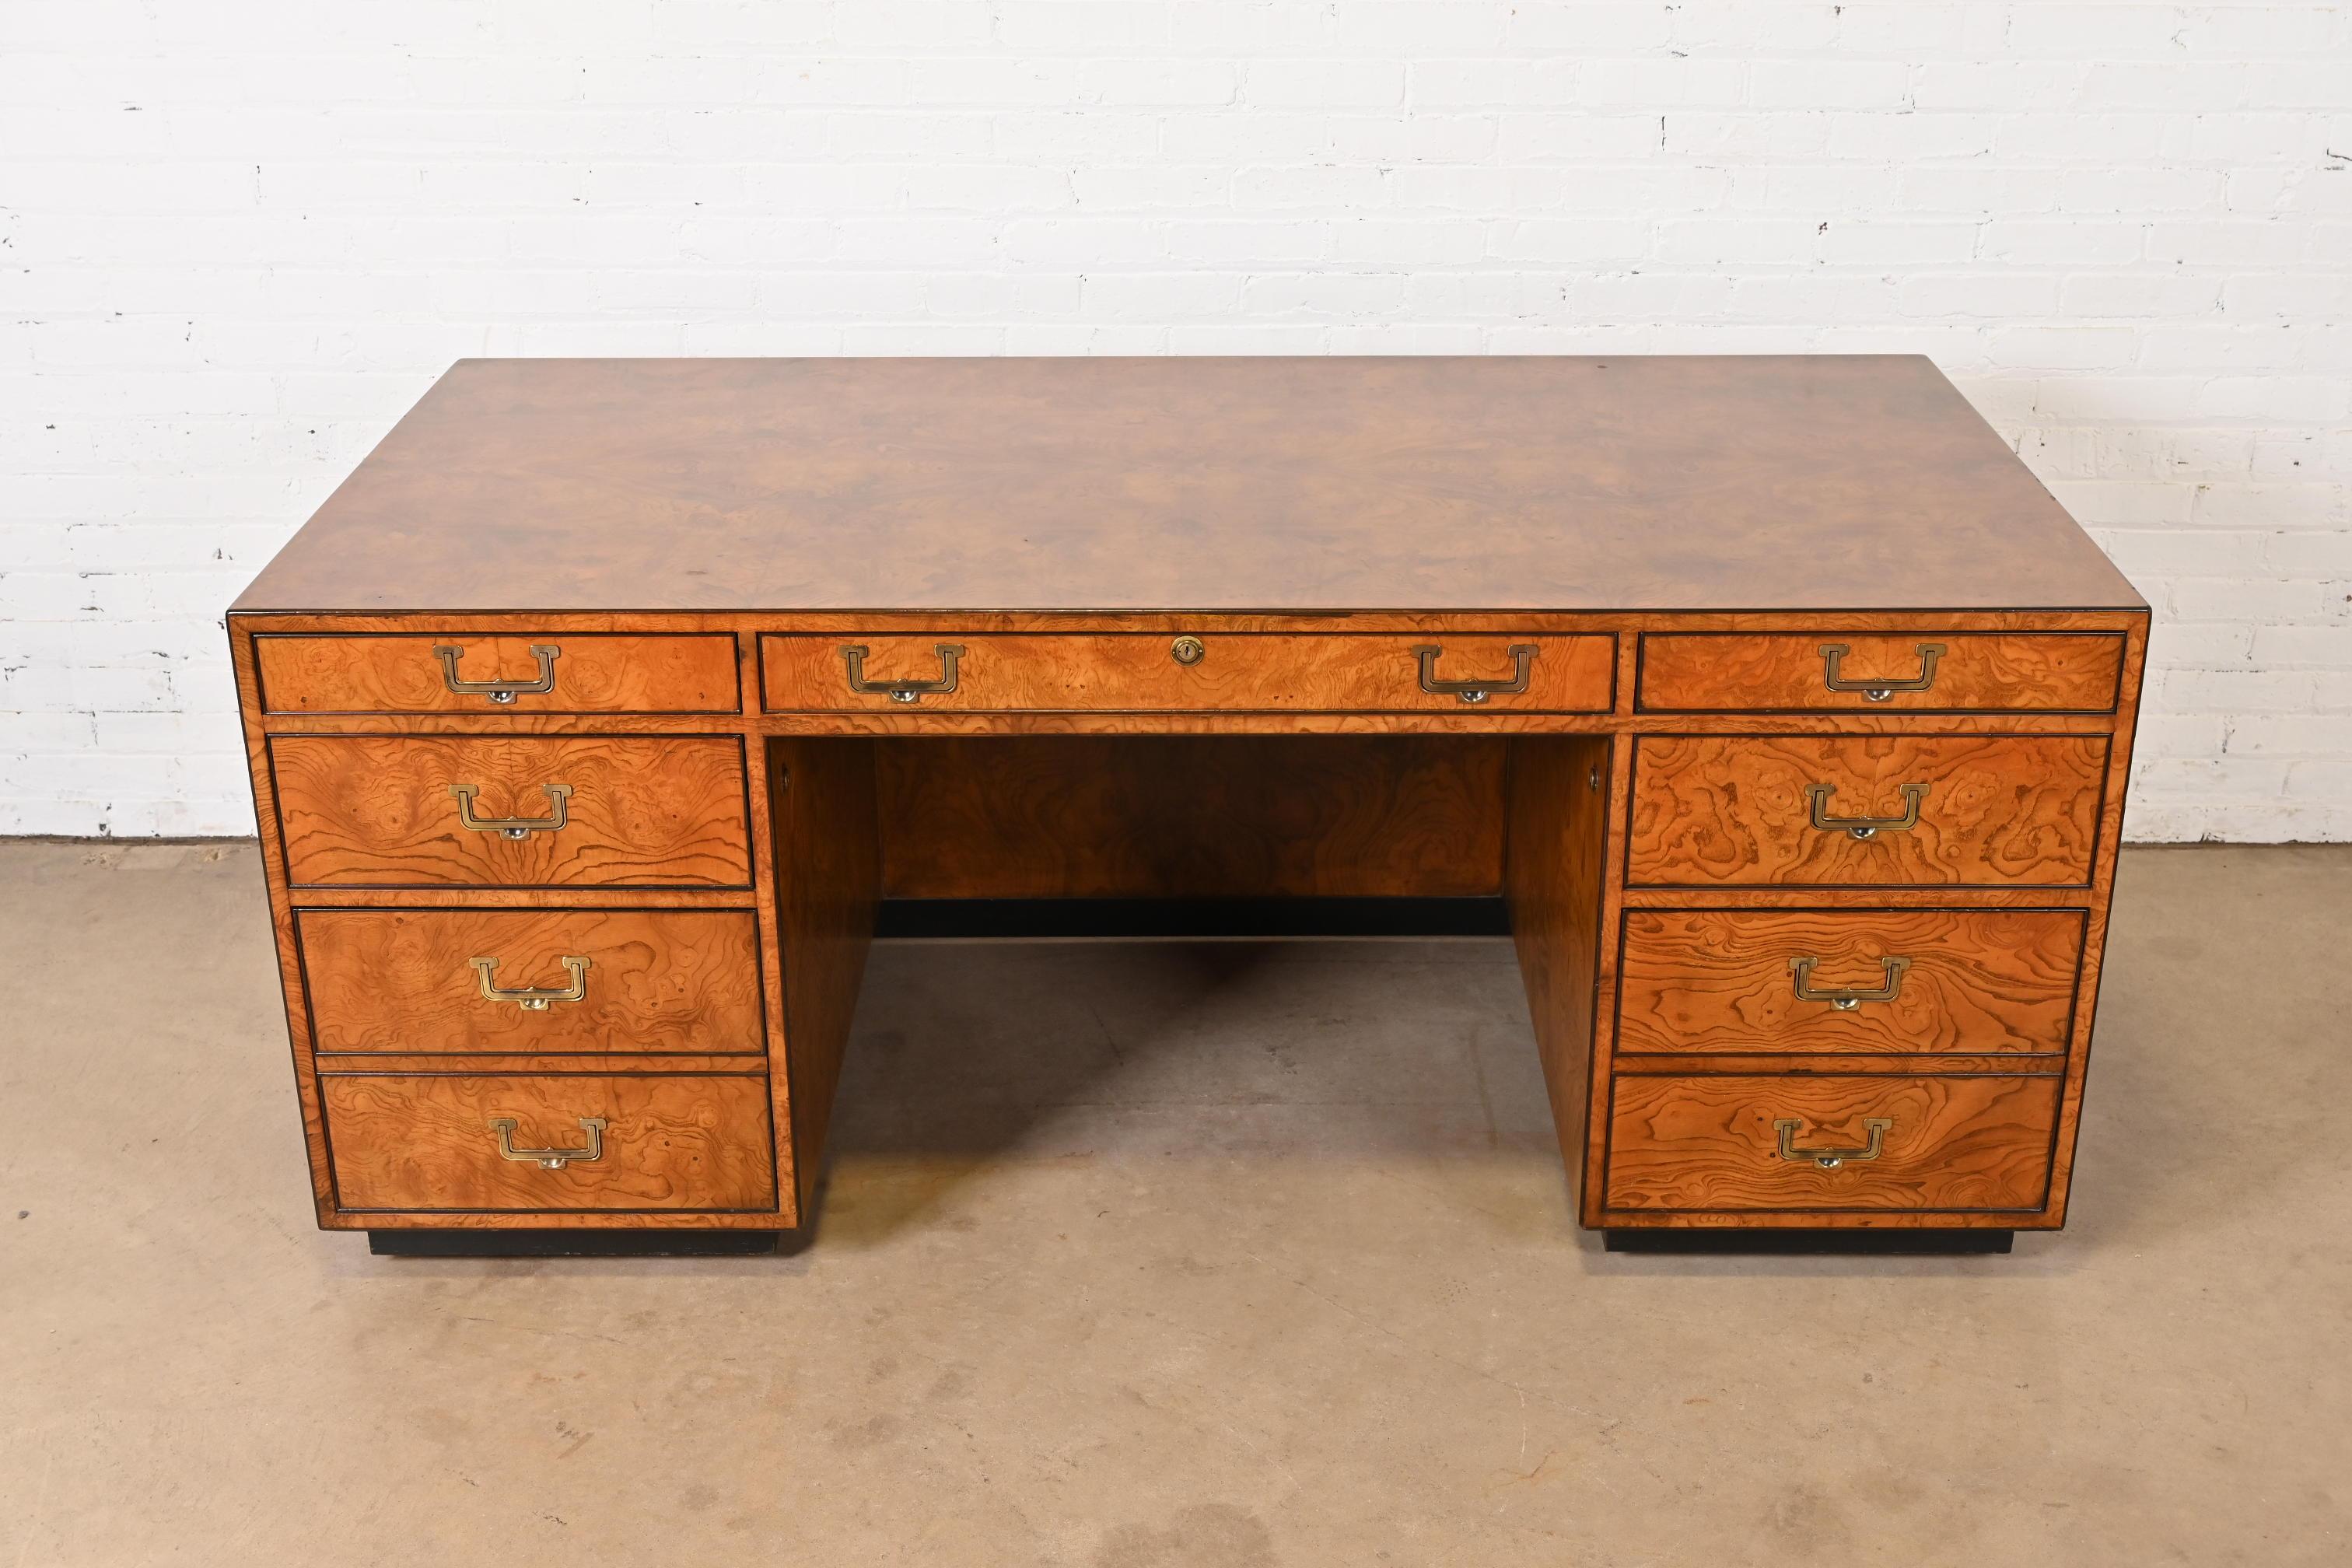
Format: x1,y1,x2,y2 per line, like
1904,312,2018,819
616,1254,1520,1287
369,1228,783,1258
1603,1228,2014,1255
876,894,1510,940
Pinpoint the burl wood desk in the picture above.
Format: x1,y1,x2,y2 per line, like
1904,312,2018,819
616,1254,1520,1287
229,356,2147,1255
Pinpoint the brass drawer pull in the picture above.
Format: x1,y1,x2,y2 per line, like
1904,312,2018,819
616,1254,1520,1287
1820,642,1944,702
471,954,590,1010
435,643,558,704
840,643,964,704
488,1115,606,1171
1807,781,1927,839
1412,643,1537,705
1789,954,1910,1010
448,782,572,839
1774,1117,1892,1169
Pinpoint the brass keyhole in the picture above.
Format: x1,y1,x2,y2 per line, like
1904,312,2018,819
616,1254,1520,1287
1171,636,1205,666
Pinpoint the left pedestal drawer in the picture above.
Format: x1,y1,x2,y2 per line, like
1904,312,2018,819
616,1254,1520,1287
255,632,741,715
269,735,754,888
320,1073,778,1213
298,908,767,1056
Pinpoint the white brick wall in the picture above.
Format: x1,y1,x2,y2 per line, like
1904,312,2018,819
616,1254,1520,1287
3,1,2347,839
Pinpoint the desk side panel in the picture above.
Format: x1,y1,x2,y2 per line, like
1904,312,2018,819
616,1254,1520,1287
1505,736,1614,1210
230,619,341,1228
772,737,882,1216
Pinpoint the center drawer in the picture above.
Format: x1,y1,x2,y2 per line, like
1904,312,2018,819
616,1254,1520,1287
760,632,1615,713
299,908,767,1055
271,735,753,889
320,1072,778,1212
1627,734,2109,887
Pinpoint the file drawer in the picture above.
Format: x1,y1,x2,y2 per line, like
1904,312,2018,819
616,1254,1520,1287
271,735,753,888
1626,735,2107,887
1605,1073,2061,1213
257,632,740,714
320,1072,777,1212
299,908,766,1055
761,632,1615,714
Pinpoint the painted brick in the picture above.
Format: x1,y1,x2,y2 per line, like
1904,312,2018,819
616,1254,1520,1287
0,4,2343,840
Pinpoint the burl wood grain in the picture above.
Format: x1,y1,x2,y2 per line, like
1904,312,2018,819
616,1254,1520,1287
1617,909,2083,1055
320,1073,777,1211
1627,735,2108,887
877,736,1507,899
271,735,752,887
1605,1073,2060,1212
256,632,739,714
1505,736,1613,1188
220,355,2151,1242
1637,632,2124,713
761,633,1613,713
298,908,765,1055
771,737,881,1213
232,357,2144,615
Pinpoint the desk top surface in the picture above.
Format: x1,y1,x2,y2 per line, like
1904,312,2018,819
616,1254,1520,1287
236,355,2142,615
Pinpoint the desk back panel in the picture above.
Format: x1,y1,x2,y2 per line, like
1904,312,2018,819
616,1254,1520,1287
873,736,1509,901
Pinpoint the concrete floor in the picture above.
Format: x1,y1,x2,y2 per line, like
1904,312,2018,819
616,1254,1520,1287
0,842,2345,1566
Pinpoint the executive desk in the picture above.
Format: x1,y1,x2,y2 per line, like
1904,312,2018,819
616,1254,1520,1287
228,355,2147,1253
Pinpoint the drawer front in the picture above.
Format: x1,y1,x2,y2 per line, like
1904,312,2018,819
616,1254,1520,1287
1605,1074,2060,1213
1618,909,2084,1056
272,735,753,888
760,633,1615,713
1637,632,2123,714
299,908,765,1055
321,1073,777,1212
1627,735,2107,887
257,633,740,715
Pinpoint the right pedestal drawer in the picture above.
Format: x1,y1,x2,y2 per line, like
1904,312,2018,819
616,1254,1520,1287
1617,908,2086,1057
1605,1073,2062,1213
1626,735,2109,887
1636,632,2126,713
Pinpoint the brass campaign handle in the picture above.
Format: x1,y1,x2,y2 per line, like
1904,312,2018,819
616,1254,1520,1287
488,1116,606,1171
436,643,558,704
1789,955,1911,1011
841,644,964,704
1820,642,1944,702
1412,643,1537,705
1775,1117,1892,1170
449,782,572,840
1808,781,1927,840
471,955,590,1011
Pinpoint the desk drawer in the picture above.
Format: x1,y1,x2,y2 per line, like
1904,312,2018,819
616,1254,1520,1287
320,1073,776,1212
1626,735,2106,887
1637,633,2123,714
760,633,1614,713
1617,909,2083,1056
271,735,753,888
256,633,740,714
1605,1073,2060,1213
299,908,766,1055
